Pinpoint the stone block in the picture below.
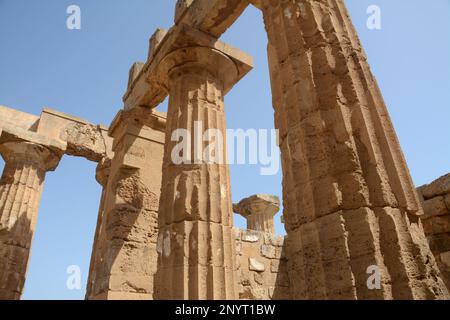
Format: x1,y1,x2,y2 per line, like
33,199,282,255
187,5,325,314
440,251,450,267
271,260,280,273
264,233,284,247
445,194,450,211
422,196,449,219
261,244,276,259
242,230,260,243
248,258,265,272
418,173,450,199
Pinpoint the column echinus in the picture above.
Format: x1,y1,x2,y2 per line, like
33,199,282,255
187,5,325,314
0,125,64,300
254,0,449,299
154,26,253,300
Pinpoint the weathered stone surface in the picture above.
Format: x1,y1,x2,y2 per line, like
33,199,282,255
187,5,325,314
234,194,280,234
261,245,276,259
0,141,63,300
418,174,450,199
441,252,450,267
258,0,448,300
422,196,450,219
242,230,260,243
235,229,290,300
61,122,106,162
249,258,265,272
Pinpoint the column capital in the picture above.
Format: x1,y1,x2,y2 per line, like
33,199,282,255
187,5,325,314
233,194,280,233
0,141,62,172
151,24,252,95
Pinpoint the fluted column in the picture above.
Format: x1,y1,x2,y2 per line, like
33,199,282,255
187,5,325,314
155,47,238,300
0,142,61,300
257,0,449,299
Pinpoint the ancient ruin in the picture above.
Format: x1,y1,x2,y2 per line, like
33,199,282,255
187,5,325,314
1,0,449,300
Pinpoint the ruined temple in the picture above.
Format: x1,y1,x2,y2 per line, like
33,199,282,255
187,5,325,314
1,0,449,300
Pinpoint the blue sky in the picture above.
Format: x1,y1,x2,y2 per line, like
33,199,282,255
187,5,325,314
0,0,449,300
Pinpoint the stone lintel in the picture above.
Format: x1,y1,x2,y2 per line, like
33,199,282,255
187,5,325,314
109,108,166,147
174,0,249,37
0,106,113,162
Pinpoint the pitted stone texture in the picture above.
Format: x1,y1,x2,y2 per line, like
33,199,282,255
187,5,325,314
418,175,450,291
61,122,106,162
86,108,165,300
259,0,449,299
418,174,450,199
234,228,290,300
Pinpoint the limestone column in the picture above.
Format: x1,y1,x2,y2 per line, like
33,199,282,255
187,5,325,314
0,141,61,300
255,0,449,299
233,194,280,234
155,47,241,300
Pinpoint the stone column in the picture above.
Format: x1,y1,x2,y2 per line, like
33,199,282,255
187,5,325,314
85,157,111,299
0,141,61,300
155,46,240,300
233,194,280,234
86,107,166,300
256,0,449,299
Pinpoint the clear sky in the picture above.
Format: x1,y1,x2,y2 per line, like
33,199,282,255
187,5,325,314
0,0,449,300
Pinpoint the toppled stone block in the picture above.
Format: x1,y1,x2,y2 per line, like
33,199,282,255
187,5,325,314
254,273,264,285
249,258,265,272
61,122,106,162
127,62,145,90
445,194,450,211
